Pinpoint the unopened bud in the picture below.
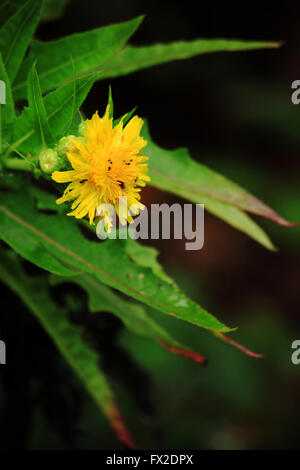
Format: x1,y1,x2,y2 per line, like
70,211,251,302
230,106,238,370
39,149,61,174
57,135,76,157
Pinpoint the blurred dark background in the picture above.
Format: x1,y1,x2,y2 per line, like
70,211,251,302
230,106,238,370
1,0,300,450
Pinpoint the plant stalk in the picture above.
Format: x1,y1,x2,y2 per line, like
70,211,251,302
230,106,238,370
3,158,32,171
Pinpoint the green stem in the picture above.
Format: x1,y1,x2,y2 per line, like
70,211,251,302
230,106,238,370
0,105,2,154
3,158,32,171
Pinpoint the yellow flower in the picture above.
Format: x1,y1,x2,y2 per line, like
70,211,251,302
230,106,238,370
52,106,150,230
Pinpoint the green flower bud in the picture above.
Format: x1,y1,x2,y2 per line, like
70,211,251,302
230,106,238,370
39,149,61,174
78,120,86,136
56,135,76,157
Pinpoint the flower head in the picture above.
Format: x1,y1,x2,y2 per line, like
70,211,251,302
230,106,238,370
52,106,149,230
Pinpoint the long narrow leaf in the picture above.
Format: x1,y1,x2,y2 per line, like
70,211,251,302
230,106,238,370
12,32,280,101
0,248,135,448
51,273,207,365
143,123,297,249
0,189,232,333
27,62,53,148
0,0,42,83
0,52,15,154
13,16,144,100
97,40,281,80
8,74,97,155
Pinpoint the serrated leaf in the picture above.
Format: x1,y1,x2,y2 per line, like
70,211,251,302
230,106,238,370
0,52,15,154
51,273,207,365
0,0,42,83
0,189,232,333
125,239,175,284
27,62,53,148
143,123,296,249
0,247,134,447
13,36,280,100
8,74,96,155
95,39,281,80
13,16,144,100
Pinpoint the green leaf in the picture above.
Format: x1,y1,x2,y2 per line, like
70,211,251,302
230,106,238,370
114,106,137,128
0,0,24,28
51,272,207,365
0,170,24,190
143,123,296,250
93,39,281,80
13,16,144,100
13,36,281,99
125,239,175,284
0,189,232,333
28,185,64,212
202,200,276,251
0,0,42,83
107,85,114,118
8,74,97,155
27,62,53,148
0,52,15,154
0,247,134,448
0,52,14,121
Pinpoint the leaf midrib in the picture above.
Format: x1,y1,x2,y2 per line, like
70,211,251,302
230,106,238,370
0,203,185,317
98,41,279,75
149,167,263,217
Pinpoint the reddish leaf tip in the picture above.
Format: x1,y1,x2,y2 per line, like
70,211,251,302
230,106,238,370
280,221,300,228
215,332,263,358
268,216,300,228
240,194,299,228
254,204,300,228
109,405,136,449
158,340,208,365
